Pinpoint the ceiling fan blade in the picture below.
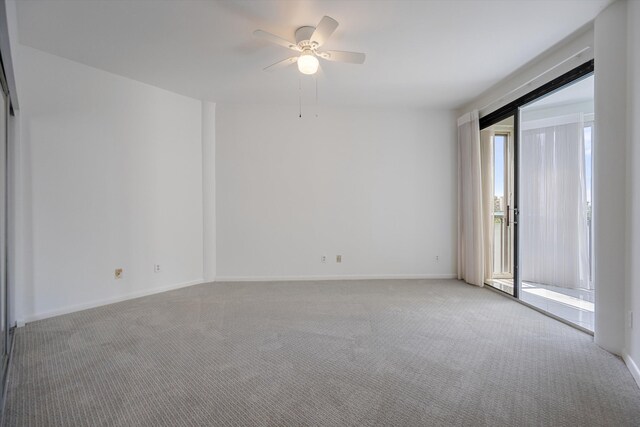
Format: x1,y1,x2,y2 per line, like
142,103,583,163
310,16,338,47
263,56,298,71
253,30,300,51
317,50,366,64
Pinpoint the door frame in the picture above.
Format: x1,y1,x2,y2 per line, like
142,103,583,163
479,59,594,320
480,59,595,320
483,121,518,296
491,129,513,280
0,52,12,419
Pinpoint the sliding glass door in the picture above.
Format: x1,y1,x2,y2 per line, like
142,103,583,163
479,61,594,332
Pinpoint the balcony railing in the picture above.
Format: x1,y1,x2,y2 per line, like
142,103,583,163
492,208,592,285
493,212,511,276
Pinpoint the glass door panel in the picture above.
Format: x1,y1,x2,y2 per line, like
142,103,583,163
518,75,595,331
483,116,516,296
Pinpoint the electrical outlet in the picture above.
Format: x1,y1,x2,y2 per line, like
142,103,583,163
321,256,327,263
114,268,123,279
336,255,342,263
154,264,161,273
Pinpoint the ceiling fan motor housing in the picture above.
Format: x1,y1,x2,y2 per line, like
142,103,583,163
295,26,318,49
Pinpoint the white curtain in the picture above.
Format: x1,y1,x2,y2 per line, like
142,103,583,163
520,115,591,289
457,111,484,286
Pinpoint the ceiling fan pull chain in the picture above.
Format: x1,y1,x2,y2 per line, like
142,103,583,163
315,76,319,118
299,77,302,118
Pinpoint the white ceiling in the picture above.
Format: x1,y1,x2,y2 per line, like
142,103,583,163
15,0,612,109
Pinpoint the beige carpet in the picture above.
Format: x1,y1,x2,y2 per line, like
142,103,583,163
3,279,640,426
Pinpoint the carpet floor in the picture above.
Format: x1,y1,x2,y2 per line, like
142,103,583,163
3,279,640,426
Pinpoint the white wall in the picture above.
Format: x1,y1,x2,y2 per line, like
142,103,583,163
593,0,627,355
625,0,640,386
16,45,204,322
459,25,594,117
202,101,216,282
3,0,21,328
215,104,457,280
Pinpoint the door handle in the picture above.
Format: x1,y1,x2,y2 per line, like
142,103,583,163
506,205,518,226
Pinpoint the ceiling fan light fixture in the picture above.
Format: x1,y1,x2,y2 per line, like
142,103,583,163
297,50,319,75
254,16,365,73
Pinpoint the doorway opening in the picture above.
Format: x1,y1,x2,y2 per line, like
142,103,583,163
483,117,515,296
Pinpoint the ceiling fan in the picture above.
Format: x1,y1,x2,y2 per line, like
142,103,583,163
253,16,366,75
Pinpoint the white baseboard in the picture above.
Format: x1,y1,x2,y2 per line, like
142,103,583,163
214,273,457,282
19,279,205,325
623,353,640,389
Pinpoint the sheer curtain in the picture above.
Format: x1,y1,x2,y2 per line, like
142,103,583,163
520,114,591,289
457,111,484,286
